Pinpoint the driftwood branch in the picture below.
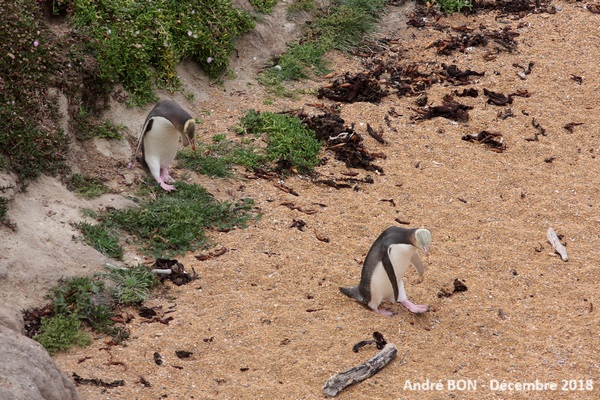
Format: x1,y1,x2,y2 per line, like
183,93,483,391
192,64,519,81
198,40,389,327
547,228,568,261
323,343,397,397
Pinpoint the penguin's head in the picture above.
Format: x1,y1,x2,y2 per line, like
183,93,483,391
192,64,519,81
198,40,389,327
414,228,431,256
182,119,196,151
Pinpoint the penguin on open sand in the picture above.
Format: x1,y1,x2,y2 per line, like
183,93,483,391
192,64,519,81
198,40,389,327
340,227,431,316
135,100,196,191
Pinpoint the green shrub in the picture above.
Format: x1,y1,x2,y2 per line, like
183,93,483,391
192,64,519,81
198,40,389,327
49,276,114,330
288,0,316,15
0,0,69,180
72,104,125,140
62,0,255,105
262,42,329,82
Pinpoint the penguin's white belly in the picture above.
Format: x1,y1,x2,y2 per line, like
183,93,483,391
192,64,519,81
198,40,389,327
388,244,416,290
144,117,181,168
369,262,396,309
368,244,417,309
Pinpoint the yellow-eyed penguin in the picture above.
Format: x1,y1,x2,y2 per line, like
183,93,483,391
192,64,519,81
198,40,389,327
135,100,196,191
340,226,431,316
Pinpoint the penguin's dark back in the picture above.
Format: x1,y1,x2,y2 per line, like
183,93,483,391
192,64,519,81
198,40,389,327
146,100,192,131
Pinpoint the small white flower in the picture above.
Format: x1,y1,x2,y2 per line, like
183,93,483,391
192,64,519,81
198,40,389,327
274,65,282,71
187,31,192,37
206,57,213,63
106,28,111,35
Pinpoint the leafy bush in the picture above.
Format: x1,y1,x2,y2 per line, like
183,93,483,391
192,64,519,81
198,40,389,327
61,0,255,105
72,103,124,140
49,276,114,331
288,0,316,15
0,0,69,180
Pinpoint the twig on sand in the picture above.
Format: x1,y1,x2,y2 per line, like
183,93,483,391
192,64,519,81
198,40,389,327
323,343,399,397
547,227,568,261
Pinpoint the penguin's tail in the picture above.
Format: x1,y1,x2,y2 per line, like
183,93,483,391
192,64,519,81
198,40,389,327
339,286,364,302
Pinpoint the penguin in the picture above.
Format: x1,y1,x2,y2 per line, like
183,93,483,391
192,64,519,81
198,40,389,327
135,100,196,191
340,226,431,316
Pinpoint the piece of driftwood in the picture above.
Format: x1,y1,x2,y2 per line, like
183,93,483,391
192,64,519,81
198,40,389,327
323,343,397,397
547,227,568,261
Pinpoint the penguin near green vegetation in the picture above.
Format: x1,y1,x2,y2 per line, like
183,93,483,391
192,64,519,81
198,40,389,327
340,227,431,316
135,100,196,191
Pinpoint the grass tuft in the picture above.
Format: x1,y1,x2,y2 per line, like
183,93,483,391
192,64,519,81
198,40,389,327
436,0,473,13
74,221,124,260
259,0,386,93
66,173,109,199
104,265,160,306
239,110,321,174
249,0,279,13
308,0,386,52
178,135,265,177
0,197,8,221
93,182,257,258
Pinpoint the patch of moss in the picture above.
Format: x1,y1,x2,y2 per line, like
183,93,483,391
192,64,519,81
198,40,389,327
34,314,92,354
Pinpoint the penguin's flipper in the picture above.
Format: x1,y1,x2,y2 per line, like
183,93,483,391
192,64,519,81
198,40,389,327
382,248,400,304
410,252,426,279
339,286,364,303
135,118,155,160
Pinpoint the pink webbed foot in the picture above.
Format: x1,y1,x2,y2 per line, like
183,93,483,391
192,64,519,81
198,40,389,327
160,168,175,183
400,299,430,314
374,308,395,317
159,181,176,191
